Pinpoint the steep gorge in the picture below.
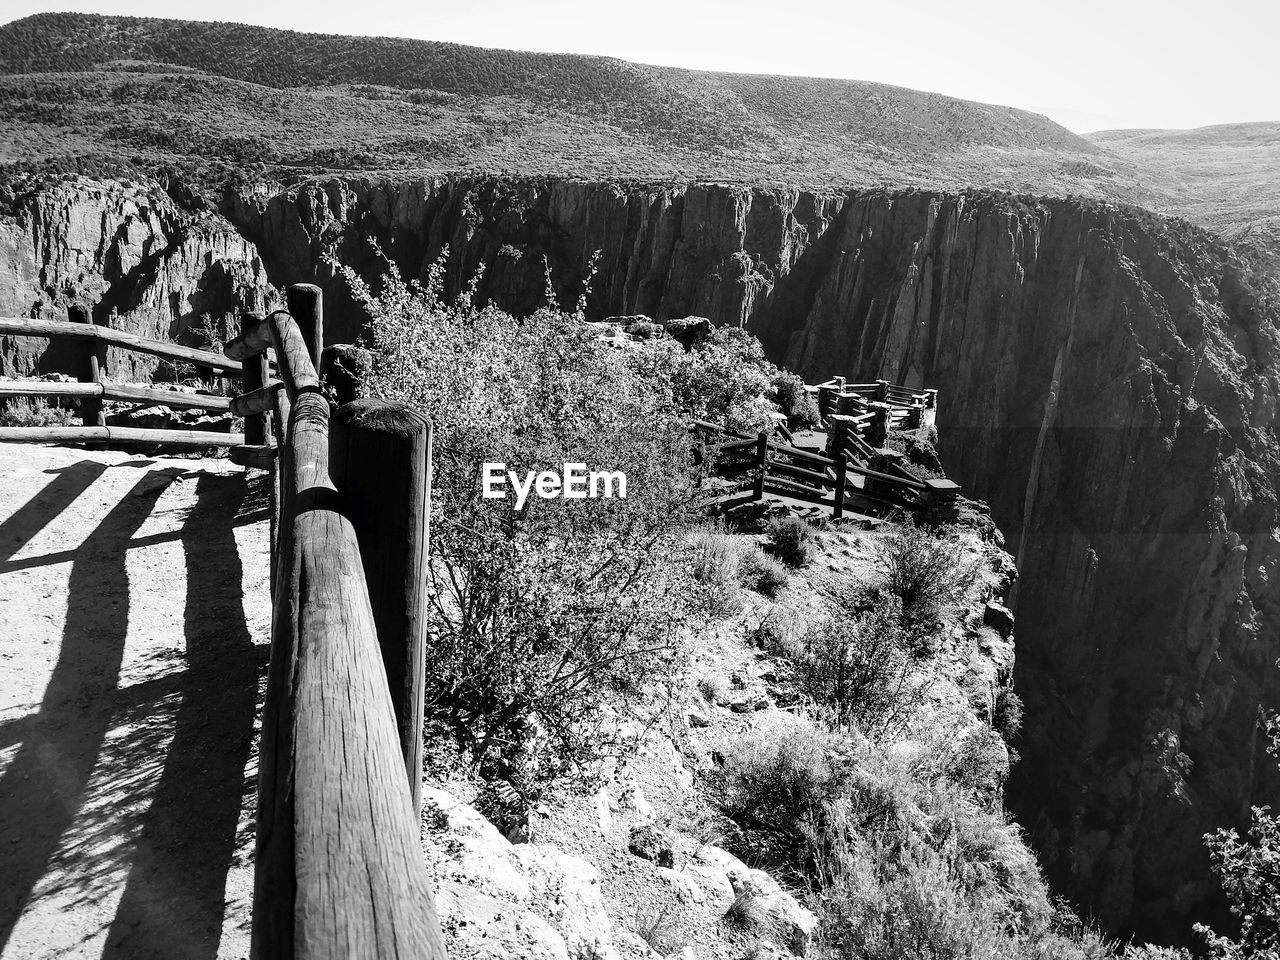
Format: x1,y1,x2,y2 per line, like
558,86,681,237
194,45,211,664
3,174,1277,942
222,176,1280,942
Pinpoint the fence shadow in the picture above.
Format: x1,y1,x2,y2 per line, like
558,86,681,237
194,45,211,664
0,460,108,563
0,466,179,954
101,471,260,959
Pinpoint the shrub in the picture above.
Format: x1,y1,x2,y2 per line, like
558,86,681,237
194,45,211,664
767,515,816,568
342,252,700,798
725,890,783,939
716,717,849,865
770,371,822,430
746,608,806,657
689,529,742,617
788,598,918,739
1196,714,1280,959
716,719,1074,960
994,685,1024,743
876,523,976,634
629,324,784,435
634,903,683,953
0,396,76,427
740,547,789,597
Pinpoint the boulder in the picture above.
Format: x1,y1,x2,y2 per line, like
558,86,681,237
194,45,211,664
664,316,712,348
983,600,1015,638
629,823,680,868
513,844,618,960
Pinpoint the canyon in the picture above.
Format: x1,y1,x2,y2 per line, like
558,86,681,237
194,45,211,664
2,172,1278,943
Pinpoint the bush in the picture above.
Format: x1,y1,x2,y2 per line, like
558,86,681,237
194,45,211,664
716,717,1058,959
689,529,743,617
343,252,700,797
746,608,806,657
877,523,976,635
789,598,918,739
767,515,816,568
1196,714,1280,959
0,396,76,427
770,371,822,430
629,324,784,435
716,717,849,865
740,547,789,597
994,685,1024,743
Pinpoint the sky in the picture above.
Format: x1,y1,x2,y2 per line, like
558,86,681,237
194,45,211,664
4,0,1278,132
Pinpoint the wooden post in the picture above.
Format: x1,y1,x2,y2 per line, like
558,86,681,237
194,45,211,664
925,388,938,409
833,452,847,520
330,400,432,815
753,431,768,502
286,283,324,373
905,401,924,431
69,305,106,427
827,415,846,459
240,314,270,447
817,384,835,421
869,403,892,447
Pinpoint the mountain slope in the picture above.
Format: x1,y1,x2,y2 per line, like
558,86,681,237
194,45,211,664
0,12,1162,203
1090,121,1280,262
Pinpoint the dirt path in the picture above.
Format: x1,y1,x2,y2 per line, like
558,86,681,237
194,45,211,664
0,443,272,960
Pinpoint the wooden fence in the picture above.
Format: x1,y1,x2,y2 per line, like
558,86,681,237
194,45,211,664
1,289,447,958
0,306,250,451
695,374,960,522
226,286,446,959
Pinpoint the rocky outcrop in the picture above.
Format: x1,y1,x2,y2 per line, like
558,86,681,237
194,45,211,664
217,176,1279,942
0,177,273,381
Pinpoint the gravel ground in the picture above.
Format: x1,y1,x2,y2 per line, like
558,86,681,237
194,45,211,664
0,443,272,960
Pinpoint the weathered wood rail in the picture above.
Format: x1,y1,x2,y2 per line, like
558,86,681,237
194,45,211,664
225,285,446,959
0,308,246,449
695,374,960,522
1,291,448,957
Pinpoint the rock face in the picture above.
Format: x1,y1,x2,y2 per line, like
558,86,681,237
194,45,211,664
220,176,846,345
217,177,1280,941
746,192,1280,942
0,177,273,380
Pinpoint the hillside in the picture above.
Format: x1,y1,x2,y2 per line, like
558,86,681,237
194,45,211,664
0,12,1165,204
1089,121,1280,261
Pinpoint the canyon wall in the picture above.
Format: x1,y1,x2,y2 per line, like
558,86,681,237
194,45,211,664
220,177,1280,941
0,177,273,381
4,173,1277,942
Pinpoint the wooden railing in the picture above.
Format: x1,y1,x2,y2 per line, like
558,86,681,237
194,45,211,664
695,374,960,521
1,289,447,956
225,285,445,959
0,306,249,451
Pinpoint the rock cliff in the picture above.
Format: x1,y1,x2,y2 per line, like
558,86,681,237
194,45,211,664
0,177,273,380
217,176,1280,941
4,171,1276,942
